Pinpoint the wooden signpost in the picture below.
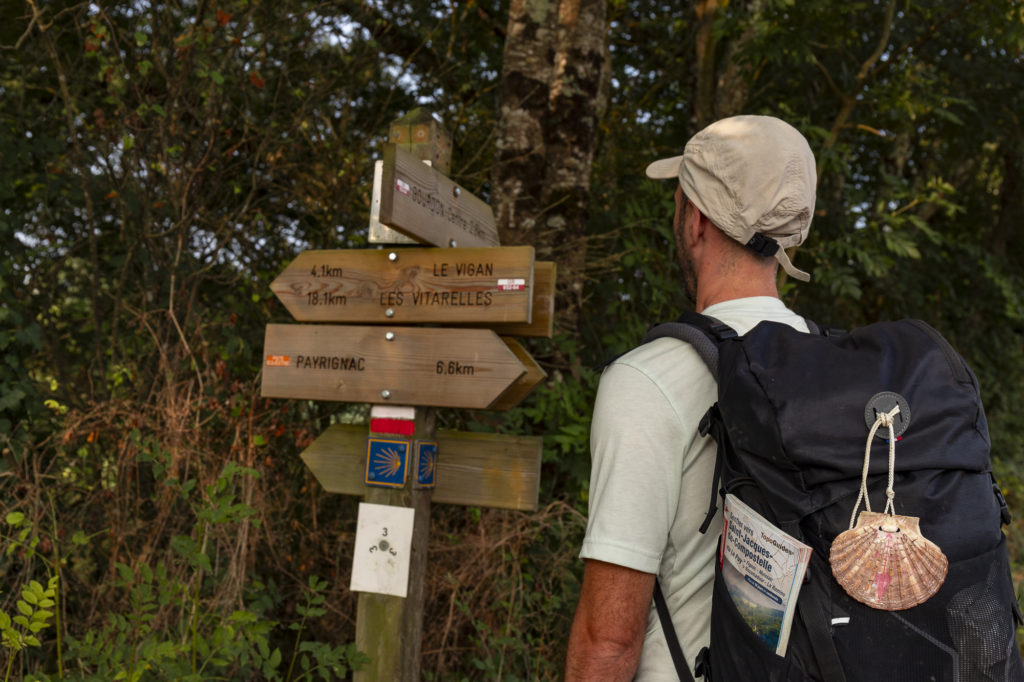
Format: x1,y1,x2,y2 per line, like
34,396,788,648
260,109,552,681
379,143,499,248
478,260,557,339
490,338,548,412
262,324,529,409
269,246,535,324
368,110,451,245
300,424,542,512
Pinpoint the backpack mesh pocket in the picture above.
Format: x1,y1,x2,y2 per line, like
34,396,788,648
945,542,1024,682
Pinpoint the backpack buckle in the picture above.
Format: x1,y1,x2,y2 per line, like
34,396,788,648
708,323,737,341
695,647,712,679
699,404,721,437
993,477,1012,526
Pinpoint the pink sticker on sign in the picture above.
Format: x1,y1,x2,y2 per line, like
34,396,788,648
396,179,411,195
497,278,526,291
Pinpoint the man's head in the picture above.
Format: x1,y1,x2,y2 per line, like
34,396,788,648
646,115,817,282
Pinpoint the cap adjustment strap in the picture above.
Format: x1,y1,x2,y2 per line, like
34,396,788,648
745,233,780,257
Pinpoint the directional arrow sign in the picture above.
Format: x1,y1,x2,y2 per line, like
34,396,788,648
300,424,542,511
479,261,556,338
368,160,417,245
261,325,526,409
379,143,499,248
489,338,547,411
270,247,534,324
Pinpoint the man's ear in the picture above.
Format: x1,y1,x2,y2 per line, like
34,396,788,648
687,204,707,248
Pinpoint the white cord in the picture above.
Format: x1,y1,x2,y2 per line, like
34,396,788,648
847,405,901,530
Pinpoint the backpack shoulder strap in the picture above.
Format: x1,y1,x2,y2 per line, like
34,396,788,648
642,313,736,537
653,579,697,682
641,311,737,378
627,311,828,376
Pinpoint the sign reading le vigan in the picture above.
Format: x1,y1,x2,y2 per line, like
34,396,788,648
261,324,528,409
270,246,534,324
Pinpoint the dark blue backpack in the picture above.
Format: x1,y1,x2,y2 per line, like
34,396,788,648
644,312,1023,682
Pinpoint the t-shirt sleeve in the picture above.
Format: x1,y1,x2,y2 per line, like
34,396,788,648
580,360,686,574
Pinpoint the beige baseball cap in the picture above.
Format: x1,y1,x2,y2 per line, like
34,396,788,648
645,115,816,282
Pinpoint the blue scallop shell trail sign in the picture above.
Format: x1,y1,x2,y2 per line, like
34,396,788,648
415,440,438,488
364,438,409,488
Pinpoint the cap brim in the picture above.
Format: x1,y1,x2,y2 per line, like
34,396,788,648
645,155,685,179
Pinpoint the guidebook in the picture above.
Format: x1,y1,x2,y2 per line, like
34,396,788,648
719,493,813,656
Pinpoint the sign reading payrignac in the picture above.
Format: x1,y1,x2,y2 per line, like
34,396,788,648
261,324,527,409
379,143,499,248
270,246,534,324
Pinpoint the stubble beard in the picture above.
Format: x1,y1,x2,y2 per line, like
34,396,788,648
674,208,698,302
679,245,697,302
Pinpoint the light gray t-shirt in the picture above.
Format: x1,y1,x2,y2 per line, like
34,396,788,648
581,296,809,679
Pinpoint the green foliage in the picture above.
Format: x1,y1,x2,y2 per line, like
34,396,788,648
1,576,58,681
0,220,47,468
0,450,362,681
285,576,367,681
45,568,361,682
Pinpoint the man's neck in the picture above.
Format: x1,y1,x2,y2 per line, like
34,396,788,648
695,280,779,313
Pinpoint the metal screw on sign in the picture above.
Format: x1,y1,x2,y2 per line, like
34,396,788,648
385,308,395,318
385,331,395,341
453,186,461,198
448,239,457,248
380,389,391,400
388,252,398,262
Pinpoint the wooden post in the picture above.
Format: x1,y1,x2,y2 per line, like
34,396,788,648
354,113,447,682
389,107,452,172
355,409,434,682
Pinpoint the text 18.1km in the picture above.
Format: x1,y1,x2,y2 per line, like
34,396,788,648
306,291,347,305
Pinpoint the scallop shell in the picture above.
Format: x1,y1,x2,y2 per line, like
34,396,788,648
829,511,948,610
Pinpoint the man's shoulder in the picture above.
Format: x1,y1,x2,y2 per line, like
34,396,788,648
608,335,706,377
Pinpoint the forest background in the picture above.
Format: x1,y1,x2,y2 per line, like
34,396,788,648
1,0,1022,679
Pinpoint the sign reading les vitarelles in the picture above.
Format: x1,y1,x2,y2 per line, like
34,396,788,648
270,246,534,324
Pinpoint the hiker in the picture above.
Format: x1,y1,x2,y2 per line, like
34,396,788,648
565,115,817,680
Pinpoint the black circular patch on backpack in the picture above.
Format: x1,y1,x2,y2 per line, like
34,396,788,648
864,391,911,439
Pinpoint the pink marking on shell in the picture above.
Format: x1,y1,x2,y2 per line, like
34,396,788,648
874,533,895,598
874,571,892,599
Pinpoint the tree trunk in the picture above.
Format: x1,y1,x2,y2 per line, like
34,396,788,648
989,148,1022,259
693,0,766,127
493,0,610,347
